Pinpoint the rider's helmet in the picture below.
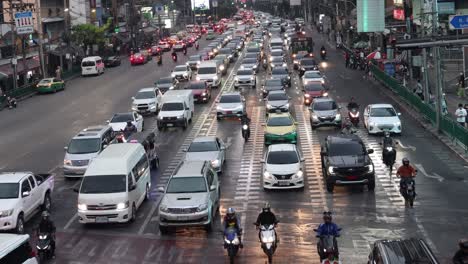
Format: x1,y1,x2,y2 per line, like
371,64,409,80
402,158,410,166
459,239,468,250
323,211,332,223
41,211,50,221
262,202,271,213
384,131,390,138
226,208,236,220
126,120,133,127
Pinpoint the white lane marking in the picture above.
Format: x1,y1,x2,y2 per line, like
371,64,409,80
414,163,444,182
63,213,78,230
396,141,416,151
138,201,159,235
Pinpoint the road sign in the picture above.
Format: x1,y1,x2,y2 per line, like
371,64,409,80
155,5,165,15
14,11,34,35
449,15,468,29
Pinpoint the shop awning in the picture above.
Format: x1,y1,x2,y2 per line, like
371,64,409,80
0,58,40,77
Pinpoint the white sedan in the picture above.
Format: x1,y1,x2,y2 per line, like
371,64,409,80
184,137,226,173
107,112,144,132
301,70,326,85
261,144,305,190
171,65,193,81
363,104,402,134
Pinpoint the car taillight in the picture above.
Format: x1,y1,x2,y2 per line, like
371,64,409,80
30,249,37,258
148,49,151,53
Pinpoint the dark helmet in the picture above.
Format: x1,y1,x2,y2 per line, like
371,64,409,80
402,158,410,166
350,96,355,102
227,207,236,220
459,239,468,249
41,211,50,220
323,211,332,222
384,131,390,138
127,120,133,126
262,202,271,213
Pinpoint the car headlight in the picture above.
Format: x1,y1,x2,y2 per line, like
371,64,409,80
282,63,287,67
157,115,163,120
253,65,258,69
263,171,274,180
293,60,298,64
236,105,244,110
219,65,225,71
159,204,169,212
304,94,310,98
323,92,329,97
394,122,401,127
186,62,189,66
64,159,72,166
202,92,207,96
116,201,129,210
284,103,290,108
369,122,376,128
270,63,274,68
197,203,208,212
212,76,218,81
287,76,291,80
335,113,341,120
312,114,318,120
328,166,335,175
366,164,374,172
78,203,87,211
177,115,184,119
234,77,239,81
211,159,220,167
0,209,14,218
171,73,176,78
183,73,188,77
321,80,325,84
250,76,255,81
294,170,303,179
266,104,272,109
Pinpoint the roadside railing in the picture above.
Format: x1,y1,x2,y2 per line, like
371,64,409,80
370,64,468,151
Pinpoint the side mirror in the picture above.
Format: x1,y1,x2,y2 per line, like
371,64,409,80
338,106,342,109
131,97,135,100
368,149,374,154
106,120,110,124
185,107,190,110
220,146,226,150
210,185,216,191
157,187,165,193
397,112,401,116
129,184,137,191
233,73,236,76
294,122,298,125
320,151,327,156
300,158,305,162
64,146,68,151
22,191,30,197
260,159,265,163
73,188,79,193
261,123,266,126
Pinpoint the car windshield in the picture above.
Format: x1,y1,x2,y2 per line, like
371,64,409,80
301,59,317,65
272,57,283,62
67,138,101,154
161,102,184,111
158,78,172,84
267,116,293,126
328,142,365,156
39,79,52,84
82,61,95,67
198,67,217,74
265,79,283,86
0,183,19,198
189,55,200,61
313,101,337,111
135,91,155,99
267,151,299,164
111,113,133,123
271,51,283,56
188,141,218,152
237,70,252,75
80,175,126,194
247,48,259,52
243,59,257,64
166,177,207,193
188,82,205,89
174,66,187,72
370,107,397,117
304,72,322,78
220,95,241,103
304,84,324,91
272,68,287,74
219,49,231,54
268,93,288,101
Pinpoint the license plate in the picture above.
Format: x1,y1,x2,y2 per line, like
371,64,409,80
277,137,284,141
95,216,108,223
278,180,290,186
346,175,358,180
167,123,174,127
275,109,282,113
177,216,189,221
86,67,92,70
226,111,232,114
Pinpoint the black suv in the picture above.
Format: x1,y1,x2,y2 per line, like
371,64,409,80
368,238,439,264
320,135,375,192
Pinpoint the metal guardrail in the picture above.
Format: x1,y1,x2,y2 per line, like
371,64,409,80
371,64,468,151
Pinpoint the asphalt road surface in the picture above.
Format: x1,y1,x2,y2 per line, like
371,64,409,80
0,29,467,264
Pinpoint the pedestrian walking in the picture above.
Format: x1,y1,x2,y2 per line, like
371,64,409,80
345,52,350,68
55,66,62,80
455,104,467,127
414,79,424,100
458,72,466,98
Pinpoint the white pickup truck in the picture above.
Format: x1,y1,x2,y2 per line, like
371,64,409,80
0,172,54,234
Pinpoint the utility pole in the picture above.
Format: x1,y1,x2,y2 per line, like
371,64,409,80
432,0,442,132
8,0,18,90
35,0,46,78
344,0,348,46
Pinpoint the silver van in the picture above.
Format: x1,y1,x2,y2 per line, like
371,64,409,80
63,125,114,177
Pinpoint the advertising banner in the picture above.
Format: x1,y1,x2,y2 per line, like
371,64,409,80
191,0,210,11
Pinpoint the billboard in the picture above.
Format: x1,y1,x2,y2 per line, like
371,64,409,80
357,0,385,33
191,0,210,11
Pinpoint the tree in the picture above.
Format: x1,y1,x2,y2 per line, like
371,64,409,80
71,18,112,55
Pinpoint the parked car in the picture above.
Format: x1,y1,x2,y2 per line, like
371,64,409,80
107,112,144,132
184,137,226,173
363,104,402,135
309,97,342,129
261,144,304,190
104,56,121,67
36,78,65,93
131,87,163,115
320,134,375,192
0,172,54,233
264,112,297,145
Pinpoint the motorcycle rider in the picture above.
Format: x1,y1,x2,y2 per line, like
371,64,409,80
347,97,359,110
223,208,243,248
396,158,417,198
320,45,327,58
340,122,356,135
38,211,56,258
183,44,187,55
195,40,199,50
453,239,468,264
240,113,251,139
255,202,279,243
316,211,340,237
171,50,178,61
123,120,137,138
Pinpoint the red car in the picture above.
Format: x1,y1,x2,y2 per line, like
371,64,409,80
302,82,328,105
130,53,147,65
184,81,211,103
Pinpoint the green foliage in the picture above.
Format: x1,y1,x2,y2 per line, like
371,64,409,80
70,18,112,47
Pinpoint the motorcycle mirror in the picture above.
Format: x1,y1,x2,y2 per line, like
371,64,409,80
131,97,135,100
260,159,265,163
64,146,68,151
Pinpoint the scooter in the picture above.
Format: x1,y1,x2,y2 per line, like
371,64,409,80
4,96,17,109
255,223,278,264
348,108,359,126
172,53,178,62
314,229,340,262
36,232,53,261
195,43,199,50
241,123,250,142
382,143,397,174
400,178,416,208
224,227,241,264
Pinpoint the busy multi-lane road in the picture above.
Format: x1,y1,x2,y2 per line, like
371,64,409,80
1,17,467,264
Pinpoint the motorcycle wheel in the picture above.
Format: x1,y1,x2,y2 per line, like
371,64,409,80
268,254,273,264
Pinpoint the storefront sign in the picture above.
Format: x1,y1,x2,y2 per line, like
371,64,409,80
393,9,405,21
438,2,455,15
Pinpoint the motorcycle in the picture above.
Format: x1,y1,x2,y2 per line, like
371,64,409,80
321,50,327,60
314,229,340,262
172,53,178,62
263,58,268,70
157,55,162,66
381,141,397,174
255,223,278,264
36,232,53,261
400,178,416,207
183,48,187,55
195,43,199,50
241,123,250,142
348,108,359,126
224,227,241,264
4,96,17,109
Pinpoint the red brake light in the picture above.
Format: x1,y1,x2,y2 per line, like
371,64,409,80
30,250,37,258
148,49,151,53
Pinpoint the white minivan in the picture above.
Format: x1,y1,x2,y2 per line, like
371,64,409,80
81,56,105,76
0,234,38,264
196,61,222,88
76,143,151,224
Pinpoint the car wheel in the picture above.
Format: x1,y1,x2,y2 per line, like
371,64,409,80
16,214,24,234
145,184,150,201
157,125,163,131
42,192,52,211
204,211,214,232
326,182,334,193
130,204,136,222
183,119,188,129
368,180,375,191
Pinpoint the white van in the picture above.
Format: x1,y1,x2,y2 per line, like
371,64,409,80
157,90,194,130
81,56,105,76
76,143,151,224
0,234,38,264
197,61,221,88
270,38,284,50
